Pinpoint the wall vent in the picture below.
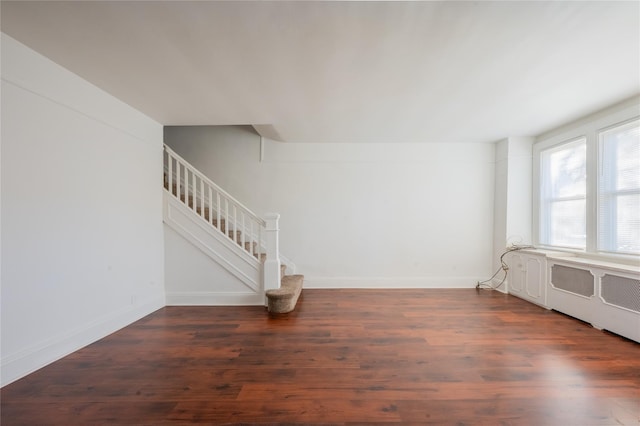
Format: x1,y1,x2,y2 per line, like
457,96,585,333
551,265,594,297
601,274,640,313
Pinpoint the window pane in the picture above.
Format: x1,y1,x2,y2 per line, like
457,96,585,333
549,142,586,198
549,199,586,248
615,194,640,253
616,142,639,191
540,139,586,249
598,120,640,254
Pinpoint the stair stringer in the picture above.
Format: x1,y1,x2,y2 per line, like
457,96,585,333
163,190,264,305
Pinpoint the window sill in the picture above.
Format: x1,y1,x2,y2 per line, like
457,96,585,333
522,246,639,274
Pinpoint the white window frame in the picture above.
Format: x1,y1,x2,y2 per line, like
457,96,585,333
597,118,640,255
533,100,640,262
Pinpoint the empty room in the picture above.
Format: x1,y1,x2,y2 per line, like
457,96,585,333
1,1,639,424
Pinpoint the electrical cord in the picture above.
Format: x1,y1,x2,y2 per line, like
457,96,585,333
476,245,534,290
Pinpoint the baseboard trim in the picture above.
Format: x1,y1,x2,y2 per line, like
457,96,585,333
166,292,265,306
304,276,480,289
1,295,165,387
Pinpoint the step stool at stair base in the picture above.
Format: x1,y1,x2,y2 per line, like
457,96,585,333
266,275,304,314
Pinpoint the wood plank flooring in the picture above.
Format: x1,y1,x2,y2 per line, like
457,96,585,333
2,289,639,425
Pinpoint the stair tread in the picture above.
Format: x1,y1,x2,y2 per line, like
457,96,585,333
281,274,304,286
266,274,304,300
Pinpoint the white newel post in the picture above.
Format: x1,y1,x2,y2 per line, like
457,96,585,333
263,213,281,299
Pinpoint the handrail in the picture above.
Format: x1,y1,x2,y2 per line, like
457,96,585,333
163,144,265,227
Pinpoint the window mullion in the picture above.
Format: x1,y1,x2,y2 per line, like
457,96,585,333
585,133,598,253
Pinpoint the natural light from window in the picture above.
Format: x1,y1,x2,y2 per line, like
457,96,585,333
540,139,587,249
598,120,640,255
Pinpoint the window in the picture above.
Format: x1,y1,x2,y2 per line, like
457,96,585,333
540,139,587,249
535,105,640,259
598,120,640,255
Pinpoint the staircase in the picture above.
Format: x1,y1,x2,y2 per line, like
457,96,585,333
163,144,303,313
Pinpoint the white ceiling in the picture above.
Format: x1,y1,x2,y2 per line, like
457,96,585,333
1,1,639,143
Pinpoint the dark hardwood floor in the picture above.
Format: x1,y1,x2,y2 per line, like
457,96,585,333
2,289,639,425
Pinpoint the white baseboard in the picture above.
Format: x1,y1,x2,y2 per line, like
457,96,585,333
304,276,480,289
1,295,165,387
166,292,264,306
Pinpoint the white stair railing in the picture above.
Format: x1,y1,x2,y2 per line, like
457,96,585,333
163,144,281,293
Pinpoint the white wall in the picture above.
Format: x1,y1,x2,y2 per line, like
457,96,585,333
505,138,533,246
492,137,533,291
165,126,496,288
492,139,509,283
1,34,165,386
164,223,264,305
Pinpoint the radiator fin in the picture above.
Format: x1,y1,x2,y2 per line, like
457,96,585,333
551,265,594,297
601,274,640,313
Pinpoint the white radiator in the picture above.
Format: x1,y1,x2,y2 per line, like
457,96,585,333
548,257,640,343
600,274,640,314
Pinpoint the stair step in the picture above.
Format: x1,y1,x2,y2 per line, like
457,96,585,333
241,241,257,252
254,253,287,276
175,198,252,251
162,176,176,193
166,183,192,202
193,209,227,224
226,230,242,240
195,207,211,220
179,194,195,206
191,208,230,232
266,274,304,314
162,178,181,198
